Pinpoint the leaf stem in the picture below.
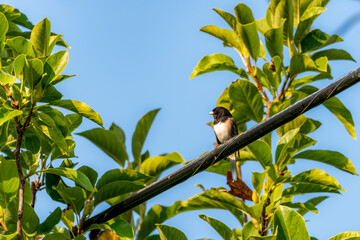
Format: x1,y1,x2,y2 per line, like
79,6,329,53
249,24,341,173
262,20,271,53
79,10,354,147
246,57,270,103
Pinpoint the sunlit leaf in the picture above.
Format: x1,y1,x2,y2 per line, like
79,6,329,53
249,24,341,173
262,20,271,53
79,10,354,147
43,167,94,192
274,206,310,240
283,169,342,196
0,109,22,126
94,180,145,206
294,150,357,175
199,214,237,240
301,29,343,53
77,128,128,166
190,54,238,79
329,231,360,240
55,181,86,215
47,99,103,126
156,224,187,240
37,207,62,234
30,17,51,57
229,80,264,123
140,152,185,177
132,108,160,165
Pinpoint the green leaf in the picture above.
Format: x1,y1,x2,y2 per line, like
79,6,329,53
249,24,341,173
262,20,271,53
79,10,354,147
0,12,9,40
294,8,325,50
0,159,18,208
138,190,246,240
190,53,239,79
77,128,128,166
199,214,237,240
276,129,317,167
51,74,75,85
311,49,355,62
281,202,318,214
0,109,22,126
329,232,360,240
43,50,69,85
213,8,237,30
65,114,83,133
140,152,185,177
47,99,103,126
274,206,310,240
200,25,242,52
54,181,86,215
266,0,294,46
156,224,188,240
294,150,357,175
264,19,285,59
6,37,35,57
77,166,98,187
252,171,266,195
301,29,343,53
30,17,51,57
242,221,260,240
24,134,40,153
45,169,66,204
87,219,134,240
23,58,44,91
0,233,18,240
94,180,145,206
229,80,264,123
96,169,150,190
42,233,71,240
39,85,63,103
276,115,321,138
283,169,343,196
234,3,260,60
43,167,94,192
0,69,16,85
5,198,40,235
109,122,126,144
289,54,327,79
247,140,272,168
132,108,160,165
300,7,327,21
37,207,62,234
297,86,356,138
297,196,328,216
61,209,74,232
206,150,256,176
35,124,67,153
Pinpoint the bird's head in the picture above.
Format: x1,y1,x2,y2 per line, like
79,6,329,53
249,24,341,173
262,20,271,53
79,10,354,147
209,106,232,121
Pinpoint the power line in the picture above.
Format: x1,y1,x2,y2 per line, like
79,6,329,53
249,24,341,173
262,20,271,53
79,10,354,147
76,67,360,235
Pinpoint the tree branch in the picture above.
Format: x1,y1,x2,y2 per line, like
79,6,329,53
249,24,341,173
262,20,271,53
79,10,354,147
246,57,271,104
14,118,25,240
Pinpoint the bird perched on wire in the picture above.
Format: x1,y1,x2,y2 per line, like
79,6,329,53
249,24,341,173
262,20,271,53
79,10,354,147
209,106,238,181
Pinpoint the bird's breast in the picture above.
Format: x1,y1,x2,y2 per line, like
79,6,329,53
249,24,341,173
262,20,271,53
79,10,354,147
213,122,231,143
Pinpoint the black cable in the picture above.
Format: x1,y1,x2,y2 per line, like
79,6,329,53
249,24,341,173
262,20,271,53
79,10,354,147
77,67,360,234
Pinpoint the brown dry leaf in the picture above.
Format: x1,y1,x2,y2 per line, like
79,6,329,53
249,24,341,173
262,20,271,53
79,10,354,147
226,171,253,201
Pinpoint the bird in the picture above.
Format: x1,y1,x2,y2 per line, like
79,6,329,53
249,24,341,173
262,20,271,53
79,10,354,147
209,106,238,181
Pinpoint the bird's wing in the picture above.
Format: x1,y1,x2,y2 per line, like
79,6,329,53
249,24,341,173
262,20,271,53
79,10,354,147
214,132,221,144
229,117,238,138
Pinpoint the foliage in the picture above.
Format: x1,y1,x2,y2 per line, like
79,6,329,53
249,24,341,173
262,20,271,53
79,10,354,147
0,1,358,240
137,0,358,240
0,4,185,239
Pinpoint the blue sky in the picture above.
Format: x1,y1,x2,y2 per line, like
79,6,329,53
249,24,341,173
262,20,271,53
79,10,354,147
3,0,360,239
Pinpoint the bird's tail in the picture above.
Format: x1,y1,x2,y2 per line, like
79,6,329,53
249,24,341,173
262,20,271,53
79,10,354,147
229,153,237,182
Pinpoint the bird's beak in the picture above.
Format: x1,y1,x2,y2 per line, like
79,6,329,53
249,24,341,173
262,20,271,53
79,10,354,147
209,111,214,115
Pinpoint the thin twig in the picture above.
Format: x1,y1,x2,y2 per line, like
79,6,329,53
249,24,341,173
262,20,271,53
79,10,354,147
246,57,271,104
277,73,290,101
